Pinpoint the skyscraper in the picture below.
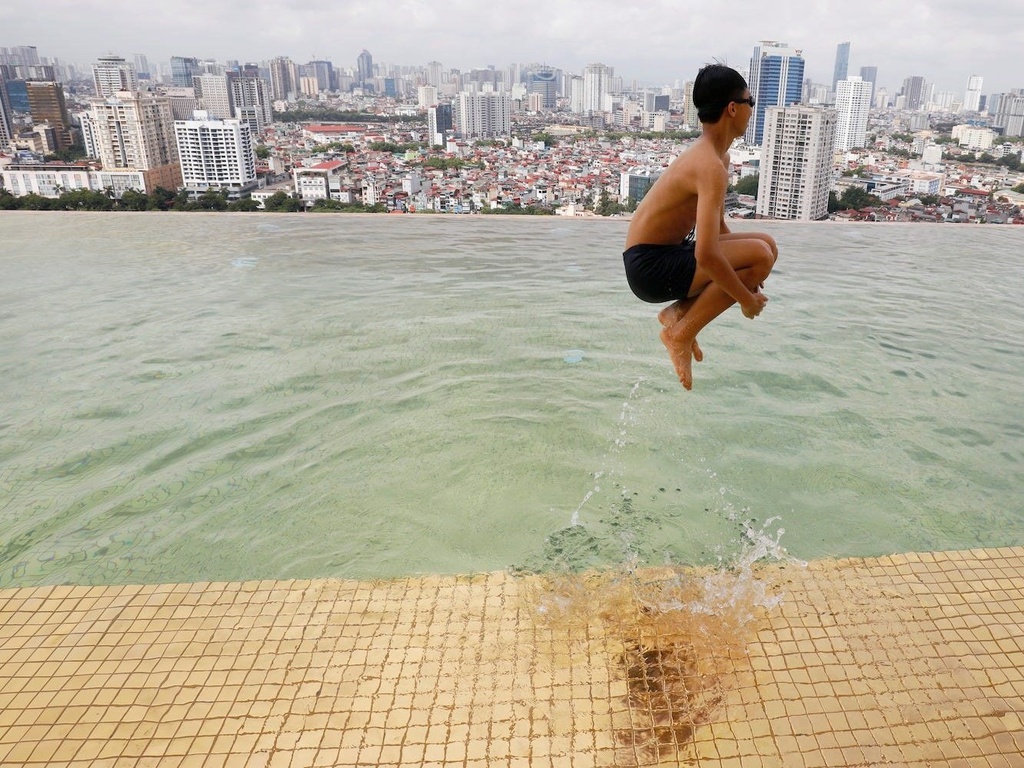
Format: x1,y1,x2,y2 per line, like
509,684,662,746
428,103,453,146
834,76,873,151
963,75,983,113
0,78,13,148
132,54,150,79
746,41,805,146
0,46,40,67
757,105,837,221
192,73,234,119
92,55,138,98
87,91,181,189
357,50,373,88
231,76,272,134
901,76,926,110
26,80,74,150
170,56,201,88
582,63,613,113
528,68,558,109
306,60,335,92
269,56,298,101
832,42,850,95
859,66,878,106
455,91,511,137
426,61,443,88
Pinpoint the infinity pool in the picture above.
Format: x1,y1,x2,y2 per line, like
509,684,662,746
1,213,1022,586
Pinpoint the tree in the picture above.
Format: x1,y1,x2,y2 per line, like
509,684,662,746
228,197,262,212
827,191,841,213
1013,182,1024,194
19,193,54,210
118,190,149,211
193,188,229,211
836,186,883,210
734,173,759,196
254,145,271,159
54,189,114,211
147,187,177,211
0,189,18,210
263,191,302,212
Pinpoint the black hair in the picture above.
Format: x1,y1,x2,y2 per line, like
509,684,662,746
693,64,748,124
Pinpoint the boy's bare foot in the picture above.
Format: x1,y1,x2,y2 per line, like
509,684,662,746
658,301,703,364
659,326,697,390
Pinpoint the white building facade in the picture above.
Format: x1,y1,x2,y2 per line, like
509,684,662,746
92,55,139,98
963,75,983,113
834,76,873,152
0,163,147,198
582,63,613,114
757,105,837,221
455,92,511,138
174,112,257,198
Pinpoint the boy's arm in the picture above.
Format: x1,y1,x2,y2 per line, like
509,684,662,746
693,166,759,311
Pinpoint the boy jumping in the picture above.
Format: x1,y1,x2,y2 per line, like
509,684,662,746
623,64,777,390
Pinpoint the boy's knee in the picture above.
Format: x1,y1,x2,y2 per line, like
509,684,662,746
755,241,774,276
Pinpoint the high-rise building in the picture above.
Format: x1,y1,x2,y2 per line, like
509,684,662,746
268,56,298,101
901,76,926,110
834,76,873,151
426,61,443,88
231,77,272,134
859,66,878,106
832,42,850,95
170,56,201,87
306,60,334,92
26,80,74,150
582,63,613,113
455,91,511,137
0,79,13,148
192,73,234,119
174,112,257,198
746,41,806,146
757,105,837,221
93,55,138,98
133,54,151,79
0,46,40,67
357,50,373,88
428,103,453,146
528,69,558,109
963,75,983,113
990,91,1024,137
683,80,699,127
418,85,438,108
87,91,181,189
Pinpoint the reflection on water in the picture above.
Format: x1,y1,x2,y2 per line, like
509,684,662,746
0,214,1022,587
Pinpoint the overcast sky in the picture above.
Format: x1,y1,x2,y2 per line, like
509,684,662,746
5,0,1022,95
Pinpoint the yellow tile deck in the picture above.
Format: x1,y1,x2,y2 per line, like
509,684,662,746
1,547,1023,767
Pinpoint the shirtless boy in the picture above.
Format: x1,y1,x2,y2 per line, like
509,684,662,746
623,64,777,390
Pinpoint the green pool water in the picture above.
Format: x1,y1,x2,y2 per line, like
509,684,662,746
1,213,1021,586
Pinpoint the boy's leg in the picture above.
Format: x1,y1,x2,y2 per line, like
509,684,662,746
662,238,775,389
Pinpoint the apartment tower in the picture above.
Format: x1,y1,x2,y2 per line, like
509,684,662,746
757,105,837,221
455,91,511,138
746,42,806,146
174,112,257,198
834,76,873,151
963,76,984,113
93,55,138,97
86,91,181,189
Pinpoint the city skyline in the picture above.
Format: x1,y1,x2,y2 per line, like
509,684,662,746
3,0,1022,95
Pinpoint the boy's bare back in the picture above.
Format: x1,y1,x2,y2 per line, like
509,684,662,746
624,140,730,249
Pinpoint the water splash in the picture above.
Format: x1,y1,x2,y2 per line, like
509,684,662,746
568,376,645,527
